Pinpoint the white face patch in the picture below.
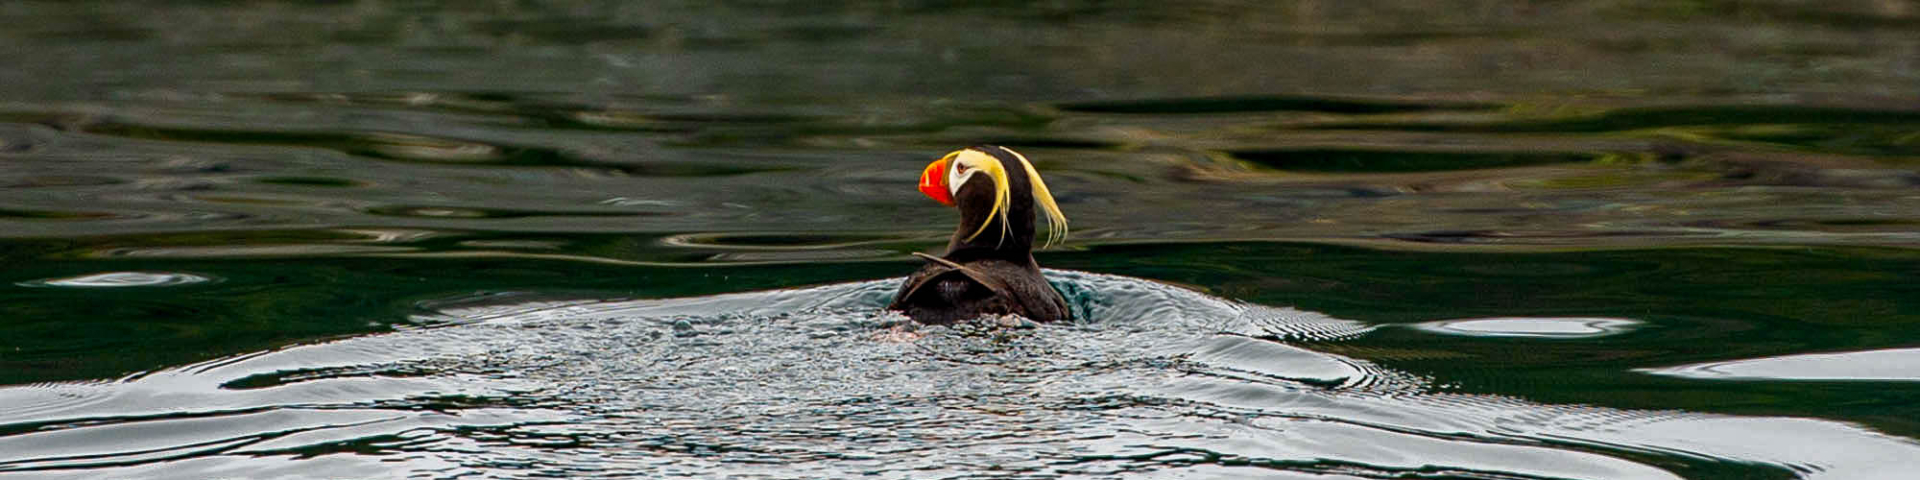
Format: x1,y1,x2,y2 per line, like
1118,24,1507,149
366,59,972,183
947,154,984,199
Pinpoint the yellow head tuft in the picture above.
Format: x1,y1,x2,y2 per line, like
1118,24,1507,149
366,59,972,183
996,147,1069,248
940,147,1069,248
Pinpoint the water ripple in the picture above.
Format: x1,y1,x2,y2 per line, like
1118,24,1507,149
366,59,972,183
1,272,1911,478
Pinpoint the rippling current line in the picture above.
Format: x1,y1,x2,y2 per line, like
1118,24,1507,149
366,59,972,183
0,271,1915,479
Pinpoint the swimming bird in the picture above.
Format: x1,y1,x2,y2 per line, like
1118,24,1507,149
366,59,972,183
888,145,1071,324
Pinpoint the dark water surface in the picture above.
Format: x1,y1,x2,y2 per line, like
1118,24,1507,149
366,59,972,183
3,1,1919,479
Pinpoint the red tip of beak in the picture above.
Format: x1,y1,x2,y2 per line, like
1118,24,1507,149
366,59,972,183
919,158,954,206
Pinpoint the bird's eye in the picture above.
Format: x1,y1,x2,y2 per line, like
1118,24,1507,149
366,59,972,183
954,165,969,173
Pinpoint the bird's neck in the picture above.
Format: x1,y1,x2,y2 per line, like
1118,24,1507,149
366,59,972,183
944,199,1036,263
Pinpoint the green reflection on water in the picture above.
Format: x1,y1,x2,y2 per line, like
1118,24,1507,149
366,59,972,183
1057,95,1493,115
1309,105,1920,136
78,122,786,176
1232,148,1599,173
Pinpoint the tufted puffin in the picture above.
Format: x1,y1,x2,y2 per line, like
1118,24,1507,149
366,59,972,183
888,145,1071,324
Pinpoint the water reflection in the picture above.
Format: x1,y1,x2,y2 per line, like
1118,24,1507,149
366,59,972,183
1,273,1913,479
7,90,1915,247
1412,317,1641,338
1642,348,1920,382
0,1,1916,478
17,271,215,288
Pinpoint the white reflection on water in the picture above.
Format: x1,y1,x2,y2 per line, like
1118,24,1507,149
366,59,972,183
1411,317,1641,339
16,271,215,288
1641,348,1920,382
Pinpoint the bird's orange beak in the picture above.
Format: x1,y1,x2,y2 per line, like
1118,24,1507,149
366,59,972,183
918,158,953,206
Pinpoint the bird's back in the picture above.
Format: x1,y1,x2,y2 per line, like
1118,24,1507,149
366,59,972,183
888,258,1070,324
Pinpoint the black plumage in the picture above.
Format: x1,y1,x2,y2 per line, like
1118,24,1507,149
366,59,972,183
888,146,1071,324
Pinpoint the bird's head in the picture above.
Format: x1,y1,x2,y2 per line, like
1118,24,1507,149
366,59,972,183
917,146,1067,251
